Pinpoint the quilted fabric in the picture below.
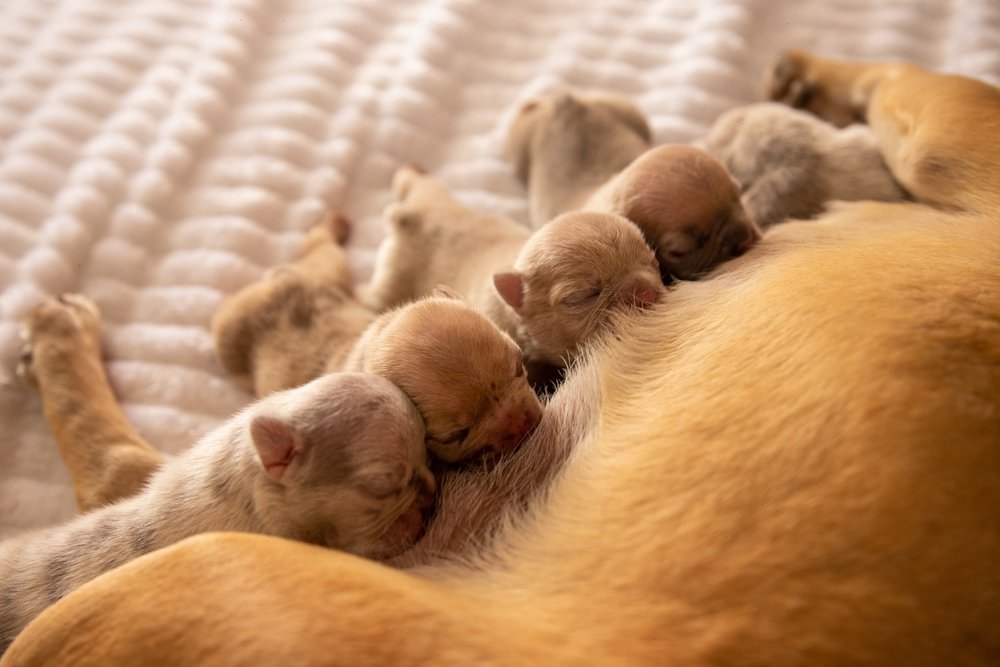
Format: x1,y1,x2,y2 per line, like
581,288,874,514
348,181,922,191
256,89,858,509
1,0,999,538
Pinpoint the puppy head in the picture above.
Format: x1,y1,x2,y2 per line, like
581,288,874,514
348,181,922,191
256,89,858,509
495,211,665,365
504,88,652,185
249,372,435,560
360,295,543,464
607,144,762,280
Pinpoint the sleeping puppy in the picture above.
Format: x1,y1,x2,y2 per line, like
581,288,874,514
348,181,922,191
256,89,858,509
7,53,1000,666
365,166,664,375
0,371,433,654
702,102,907,227
505,89,761,279
212,213,542,464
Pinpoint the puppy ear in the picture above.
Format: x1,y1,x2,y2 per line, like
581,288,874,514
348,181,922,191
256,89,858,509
601,97,652,144
251,415,306,483
505,100,539,184
431,284,464,301
493,272,525,313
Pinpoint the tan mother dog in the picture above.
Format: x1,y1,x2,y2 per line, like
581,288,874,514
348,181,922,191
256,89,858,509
4,51,1000,665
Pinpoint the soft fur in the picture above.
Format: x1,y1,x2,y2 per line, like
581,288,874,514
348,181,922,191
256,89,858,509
4,53,1000,666
0,371,433,654
702,102,907,227
212,214,542,463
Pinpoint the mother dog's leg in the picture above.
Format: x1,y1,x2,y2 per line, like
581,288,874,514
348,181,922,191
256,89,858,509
17,295,164,512
765,50,1000,213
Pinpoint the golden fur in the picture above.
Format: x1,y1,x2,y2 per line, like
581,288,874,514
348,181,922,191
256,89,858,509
4,52,1000,665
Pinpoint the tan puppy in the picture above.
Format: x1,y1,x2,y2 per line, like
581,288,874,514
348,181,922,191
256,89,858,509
366,166,664,372
506,89,761,279
5,54,1000,666
505,89,653,223
213,214,541,464
0,370,433,654
702,102,907,227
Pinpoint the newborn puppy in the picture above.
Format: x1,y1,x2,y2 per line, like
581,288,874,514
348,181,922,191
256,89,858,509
701,102,908,227
505,88,653,225
0,372,434,653
365,166,665,371
213,214,541,463
506,89,761,279
584,144,761,280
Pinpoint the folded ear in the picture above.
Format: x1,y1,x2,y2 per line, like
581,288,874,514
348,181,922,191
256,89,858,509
493,272,525,313
251,415,306,483
431,284,464,301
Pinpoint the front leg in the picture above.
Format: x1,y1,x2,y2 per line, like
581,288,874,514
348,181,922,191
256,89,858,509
17,295,164,513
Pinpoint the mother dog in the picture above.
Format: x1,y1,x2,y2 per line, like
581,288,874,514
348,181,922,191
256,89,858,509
3,52,999,665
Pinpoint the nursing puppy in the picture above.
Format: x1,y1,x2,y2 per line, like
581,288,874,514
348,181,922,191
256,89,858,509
702,102,907,227
506,89,761,279
7,53,1000,667
365,166,664,370
0,371,434,655
212,214,541,464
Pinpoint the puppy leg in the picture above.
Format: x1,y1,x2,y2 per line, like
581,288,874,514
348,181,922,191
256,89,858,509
212,212,368,396
362,166,458,310
17,295,164,512
765,50,1000,213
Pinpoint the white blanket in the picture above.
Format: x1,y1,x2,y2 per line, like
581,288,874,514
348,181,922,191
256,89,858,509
2,0,998,539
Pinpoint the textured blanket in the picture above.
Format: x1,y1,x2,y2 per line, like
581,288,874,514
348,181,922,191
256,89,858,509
1,0,998,539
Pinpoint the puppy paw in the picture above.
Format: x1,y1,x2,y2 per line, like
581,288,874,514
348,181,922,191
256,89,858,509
18,294,103,391
763,50,814,107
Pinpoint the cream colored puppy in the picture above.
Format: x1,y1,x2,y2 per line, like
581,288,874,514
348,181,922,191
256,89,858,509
1,371,433,655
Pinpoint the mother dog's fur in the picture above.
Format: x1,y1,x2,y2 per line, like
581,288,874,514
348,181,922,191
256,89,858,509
4,53,1000,665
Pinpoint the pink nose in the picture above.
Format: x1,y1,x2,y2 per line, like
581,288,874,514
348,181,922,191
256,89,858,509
620,277,662,310
498,403,543,453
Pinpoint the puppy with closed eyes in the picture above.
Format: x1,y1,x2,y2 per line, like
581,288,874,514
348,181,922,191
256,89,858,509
0,370,434,655
364,166,665,377
505,89,761,280
701,102,907,227
213,213,541,464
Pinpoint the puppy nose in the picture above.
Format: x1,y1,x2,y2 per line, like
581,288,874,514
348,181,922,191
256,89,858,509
621,276,662,309
498,403,542,452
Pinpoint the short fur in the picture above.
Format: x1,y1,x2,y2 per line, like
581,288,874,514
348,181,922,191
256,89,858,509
212,215,542,463
5,53,1000,666
365,166,665,373
0,372,433,654
702,102,907,227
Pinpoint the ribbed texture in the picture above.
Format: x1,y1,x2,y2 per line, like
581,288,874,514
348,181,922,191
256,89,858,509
1,0,998,537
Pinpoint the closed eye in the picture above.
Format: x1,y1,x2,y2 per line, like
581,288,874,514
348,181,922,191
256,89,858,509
560,288,601,306
441,427,469,444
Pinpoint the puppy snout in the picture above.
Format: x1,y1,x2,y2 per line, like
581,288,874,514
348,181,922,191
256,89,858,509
620,276,663,310
497,403,543,452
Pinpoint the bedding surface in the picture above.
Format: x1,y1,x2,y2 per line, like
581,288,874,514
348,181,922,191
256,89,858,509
1,0,998,539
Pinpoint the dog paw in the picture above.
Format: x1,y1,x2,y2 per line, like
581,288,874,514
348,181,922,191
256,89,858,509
763,50,814,107
18,294,103,390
